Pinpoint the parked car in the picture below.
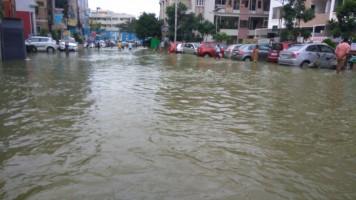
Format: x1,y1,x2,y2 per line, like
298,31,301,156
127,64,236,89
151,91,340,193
278,43,337,69
232,44,270,61
197,42,224,58
59,37,78,51
25,36,57,53
176,43,184,53
267,42,294,62
224,44,242,59
182,43,199,54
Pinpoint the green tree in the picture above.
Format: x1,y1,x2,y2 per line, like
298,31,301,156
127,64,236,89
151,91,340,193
197,18,216,41
327,0,356,39
89,21,102,32
213,32,230,42
117,19,137,33
281,0,315,41
166,3,198,41
135,12,162,39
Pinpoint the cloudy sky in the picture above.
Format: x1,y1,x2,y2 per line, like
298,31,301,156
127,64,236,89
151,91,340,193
88,0,160,17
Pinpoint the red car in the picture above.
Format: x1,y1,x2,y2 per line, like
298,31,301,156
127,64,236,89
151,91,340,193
197,42,224,58
267,42,294,62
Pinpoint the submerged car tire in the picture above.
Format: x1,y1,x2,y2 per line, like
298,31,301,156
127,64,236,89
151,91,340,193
301,61,310,68
203,53,211,58
243,57,251,62
31,46,38,53
47,47,55,53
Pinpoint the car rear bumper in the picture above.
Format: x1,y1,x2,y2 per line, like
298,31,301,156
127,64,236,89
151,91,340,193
278,58,299,66
267,56,278,62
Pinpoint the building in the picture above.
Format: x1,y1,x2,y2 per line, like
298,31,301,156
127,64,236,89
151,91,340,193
268,0,343,38
77,0,90,36
35,0,49,33
159,0,270,41
15,0,37,39
89,9,135,32
2,0,17,18
89,9,135,40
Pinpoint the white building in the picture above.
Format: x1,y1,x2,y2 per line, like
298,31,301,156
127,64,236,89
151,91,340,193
268,0,342,36
89,9,135,32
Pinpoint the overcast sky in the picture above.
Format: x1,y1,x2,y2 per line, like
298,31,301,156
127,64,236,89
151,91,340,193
88,0,160,17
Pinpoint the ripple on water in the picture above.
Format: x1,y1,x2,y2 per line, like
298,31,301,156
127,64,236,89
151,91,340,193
0,50,356,199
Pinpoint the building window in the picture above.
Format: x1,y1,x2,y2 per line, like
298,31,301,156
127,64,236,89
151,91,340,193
243,0,248,8
257,1,261,9
272,7,281,19
233,0,240,10
263,0,270,11
215,0,226,6
240,20,248,28
196,0,205,6
250,0,256,10
215,16,239,29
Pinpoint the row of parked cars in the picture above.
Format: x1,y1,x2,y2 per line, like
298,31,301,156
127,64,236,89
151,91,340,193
173,41,339,69
25,36,78,53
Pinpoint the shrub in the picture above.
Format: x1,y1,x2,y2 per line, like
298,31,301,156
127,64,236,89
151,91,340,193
323,38,336,48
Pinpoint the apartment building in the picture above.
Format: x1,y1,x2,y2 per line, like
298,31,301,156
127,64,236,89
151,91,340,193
159,0,270,41
268,0,343,36
89,9,135,32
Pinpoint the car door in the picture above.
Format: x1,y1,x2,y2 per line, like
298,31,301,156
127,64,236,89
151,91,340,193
318,45,336,68
305,45,320,64
186,43,194,54
38,38,49,51
259,45,270,61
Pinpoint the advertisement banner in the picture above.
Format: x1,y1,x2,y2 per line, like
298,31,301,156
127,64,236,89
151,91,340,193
54,14,63,25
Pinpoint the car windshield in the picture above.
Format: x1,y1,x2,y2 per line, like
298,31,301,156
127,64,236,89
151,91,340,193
272,43,283,50
287,44,304,51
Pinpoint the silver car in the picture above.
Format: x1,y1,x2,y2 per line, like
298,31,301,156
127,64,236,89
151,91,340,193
182,43,199,54
232,44,270,61
25,36,58,53
59,37,78,51
224,44,241,59
278,43,337,69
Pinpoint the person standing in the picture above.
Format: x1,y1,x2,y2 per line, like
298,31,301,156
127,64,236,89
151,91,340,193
252,45,259,63
335,38,351,73
215,44,221,60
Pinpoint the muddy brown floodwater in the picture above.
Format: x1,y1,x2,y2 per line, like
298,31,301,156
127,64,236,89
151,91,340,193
0,49,356,200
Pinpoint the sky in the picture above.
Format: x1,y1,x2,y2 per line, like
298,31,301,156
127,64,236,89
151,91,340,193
88,0,160,17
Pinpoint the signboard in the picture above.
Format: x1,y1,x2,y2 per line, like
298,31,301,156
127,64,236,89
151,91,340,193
54,14,63,25
351,43,356,51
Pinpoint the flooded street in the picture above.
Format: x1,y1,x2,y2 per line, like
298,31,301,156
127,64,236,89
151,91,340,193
1,49,356,199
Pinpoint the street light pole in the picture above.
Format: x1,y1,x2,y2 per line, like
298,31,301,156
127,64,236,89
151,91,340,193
174,0,178,43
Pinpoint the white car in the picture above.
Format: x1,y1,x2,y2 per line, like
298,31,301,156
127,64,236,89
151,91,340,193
176,43,183,53
25,36,58,53
59,37,78,51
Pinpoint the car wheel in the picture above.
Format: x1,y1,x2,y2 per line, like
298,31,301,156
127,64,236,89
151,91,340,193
31,46,38,53
243,57,251,62
47,47,55,53
301,61,310,68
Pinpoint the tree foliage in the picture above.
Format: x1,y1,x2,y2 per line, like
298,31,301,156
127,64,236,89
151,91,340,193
166,3,199,41
327,0,356,39
281,0,315,41
213,32,230,42
89,21,102,32
117,19,137,33
197,19,216,41
135,12,162,39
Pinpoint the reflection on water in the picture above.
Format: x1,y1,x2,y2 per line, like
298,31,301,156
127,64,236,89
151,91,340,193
0,49,356,200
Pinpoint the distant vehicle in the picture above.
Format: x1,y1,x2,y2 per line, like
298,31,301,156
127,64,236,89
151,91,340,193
278,43,337,69
267,42,294,62
176,43,184,53
25,36,57,53
182,43,199,54
59,37,78,51
197,42,225,58
224,44,242,59
232,44,270,61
